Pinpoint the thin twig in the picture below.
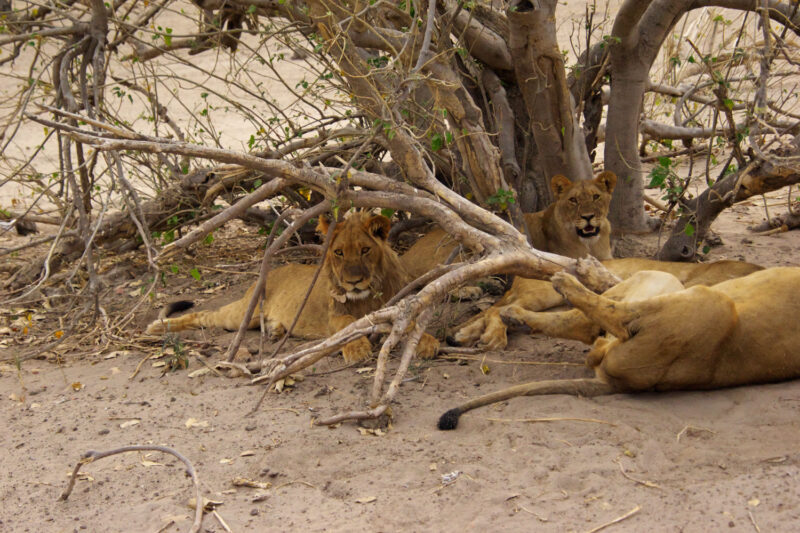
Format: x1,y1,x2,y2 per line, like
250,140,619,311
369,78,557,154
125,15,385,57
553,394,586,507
60,445,204,533
585,506,641,533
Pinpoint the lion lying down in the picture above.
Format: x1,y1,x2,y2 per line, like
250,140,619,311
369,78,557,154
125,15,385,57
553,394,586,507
146,212,439,362
438,267,800,430
450,257,764,350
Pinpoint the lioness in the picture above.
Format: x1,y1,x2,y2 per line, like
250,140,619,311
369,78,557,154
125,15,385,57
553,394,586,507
146,212,439,362
439,267,800,430
451,257,764,349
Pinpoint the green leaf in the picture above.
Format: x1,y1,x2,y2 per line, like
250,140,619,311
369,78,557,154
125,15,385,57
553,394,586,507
683,223,695,237
430,133,443,151
380,208,395,218
189,268,201,281
170,264,179,274
702,245,711,254
203,233,214,245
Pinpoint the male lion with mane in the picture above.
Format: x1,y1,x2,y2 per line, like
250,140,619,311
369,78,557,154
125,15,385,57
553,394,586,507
439,267,800,430
146,212,439,362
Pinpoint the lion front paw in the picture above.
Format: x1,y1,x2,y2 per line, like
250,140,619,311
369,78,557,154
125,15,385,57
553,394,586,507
342,336,372,363
416,333,440,360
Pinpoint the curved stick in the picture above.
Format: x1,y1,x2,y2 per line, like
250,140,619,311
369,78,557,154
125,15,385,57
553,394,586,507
60,444,204,533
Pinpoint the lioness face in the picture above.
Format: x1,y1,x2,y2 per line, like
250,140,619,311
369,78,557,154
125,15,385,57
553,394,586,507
551,171,616,240
318,213,392,301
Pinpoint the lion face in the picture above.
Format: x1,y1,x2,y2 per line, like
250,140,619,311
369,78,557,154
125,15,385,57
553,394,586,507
550,171,616,241
317,213,397,303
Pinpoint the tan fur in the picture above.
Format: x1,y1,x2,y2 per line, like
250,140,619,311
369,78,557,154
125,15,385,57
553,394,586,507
439,267,800,430
400,227,464,280
400,172,616,278
524,171,616,261
452,257,764,350
146,213,439,362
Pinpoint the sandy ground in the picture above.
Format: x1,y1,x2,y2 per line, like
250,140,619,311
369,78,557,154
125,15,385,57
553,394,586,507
3,201,800,533
3,2,800,532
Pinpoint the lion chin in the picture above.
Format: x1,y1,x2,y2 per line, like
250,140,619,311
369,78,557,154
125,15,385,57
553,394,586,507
345,289,371,301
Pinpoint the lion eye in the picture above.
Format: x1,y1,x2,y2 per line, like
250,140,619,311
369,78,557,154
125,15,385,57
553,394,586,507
361,246,371,255
593,194,600,200
334,249,343,257
569,197,578,205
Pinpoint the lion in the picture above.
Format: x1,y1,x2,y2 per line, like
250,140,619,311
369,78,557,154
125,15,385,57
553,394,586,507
450,257,764,349
438,267,800,430
146,212,439,362
524,171,616,261
398,171,617,299
401,172,617,277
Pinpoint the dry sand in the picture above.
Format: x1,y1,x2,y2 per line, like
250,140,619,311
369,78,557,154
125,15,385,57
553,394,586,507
2,2,800,532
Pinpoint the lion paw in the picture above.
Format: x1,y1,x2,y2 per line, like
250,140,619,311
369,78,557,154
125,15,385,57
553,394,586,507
342,337,372,363
550,271,583,298
450,317,485,346
478,325,508,351
499,305,528,328
416,333,440,360
449,285,483,301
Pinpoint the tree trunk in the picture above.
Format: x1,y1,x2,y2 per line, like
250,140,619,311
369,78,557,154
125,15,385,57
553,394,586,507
658,154,800,260
508,0,592,209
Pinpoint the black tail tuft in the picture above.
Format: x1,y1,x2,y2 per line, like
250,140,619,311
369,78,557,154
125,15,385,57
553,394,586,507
165,300,194,316
437,408,462,430
445,335,461,347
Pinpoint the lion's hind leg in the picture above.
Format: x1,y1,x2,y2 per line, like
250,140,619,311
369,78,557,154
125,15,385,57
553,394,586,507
551,272,638,341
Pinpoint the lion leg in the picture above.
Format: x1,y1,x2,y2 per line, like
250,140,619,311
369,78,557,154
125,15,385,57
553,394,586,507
416,332,440,360
449,312,486,346
330,314,372,363
478,307,509,350
500,305,600,345
450,278,564,347
595,286,736,391
438,377,614,430
551,272,634,341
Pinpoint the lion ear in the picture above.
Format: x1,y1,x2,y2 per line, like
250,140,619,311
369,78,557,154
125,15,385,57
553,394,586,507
594,171,617,193
316,215,330,235
365,214,391,241
550,175,572,197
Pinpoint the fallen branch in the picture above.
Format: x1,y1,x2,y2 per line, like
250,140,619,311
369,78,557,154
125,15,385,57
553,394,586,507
60,445,204,533
585,505,641,533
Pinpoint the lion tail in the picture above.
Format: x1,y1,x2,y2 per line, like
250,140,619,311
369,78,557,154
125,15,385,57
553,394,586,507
146,297,254,334
161,300,195,318
437,377,614,430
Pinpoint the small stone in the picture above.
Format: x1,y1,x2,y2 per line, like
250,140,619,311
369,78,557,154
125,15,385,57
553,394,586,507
250,509,259,516
98,428,110,435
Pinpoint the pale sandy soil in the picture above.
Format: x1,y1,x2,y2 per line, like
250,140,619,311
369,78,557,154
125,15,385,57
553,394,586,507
3,3,800,533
